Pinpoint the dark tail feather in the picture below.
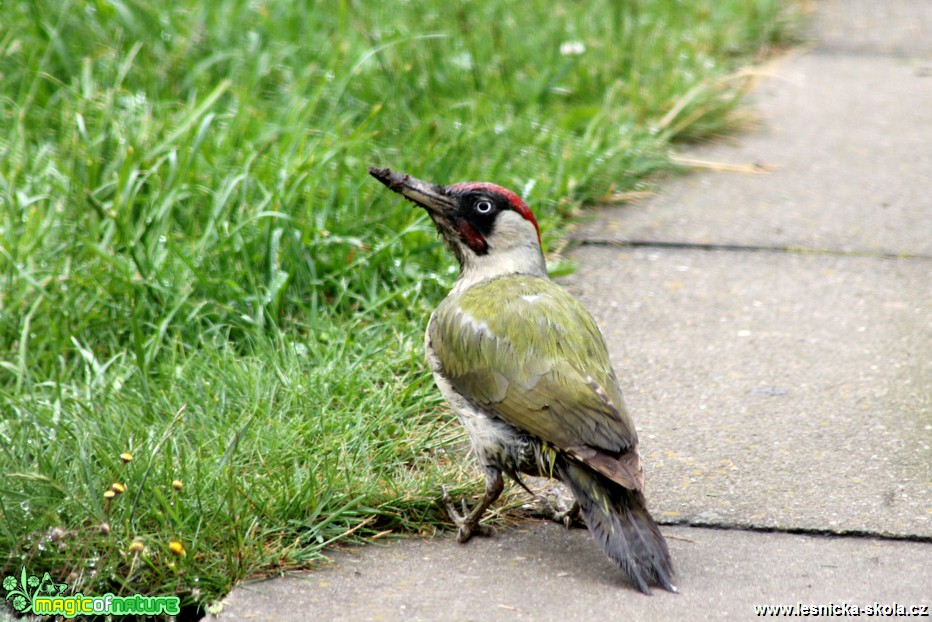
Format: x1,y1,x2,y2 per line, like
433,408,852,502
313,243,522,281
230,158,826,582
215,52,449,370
558,460,676,594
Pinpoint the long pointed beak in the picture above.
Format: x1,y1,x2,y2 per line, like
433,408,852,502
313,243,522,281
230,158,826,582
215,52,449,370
368,167,456,216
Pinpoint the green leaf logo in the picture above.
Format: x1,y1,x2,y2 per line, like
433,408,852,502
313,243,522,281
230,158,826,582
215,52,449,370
3,567,66,615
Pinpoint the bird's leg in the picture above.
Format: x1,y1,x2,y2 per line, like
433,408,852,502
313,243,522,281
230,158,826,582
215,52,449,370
523,497,585,529
441,466,504,543
512,472,585,529
547,500,583,529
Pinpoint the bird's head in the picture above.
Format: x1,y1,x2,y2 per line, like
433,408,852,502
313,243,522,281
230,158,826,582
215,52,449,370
369,167,546,282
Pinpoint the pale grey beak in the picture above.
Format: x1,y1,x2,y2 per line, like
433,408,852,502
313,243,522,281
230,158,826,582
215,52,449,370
368,166,457,216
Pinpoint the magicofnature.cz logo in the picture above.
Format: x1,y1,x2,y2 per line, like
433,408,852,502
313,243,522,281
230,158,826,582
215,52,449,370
3,567,180,617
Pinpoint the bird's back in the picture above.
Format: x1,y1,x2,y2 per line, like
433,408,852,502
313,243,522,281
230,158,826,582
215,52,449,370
428,274,639,458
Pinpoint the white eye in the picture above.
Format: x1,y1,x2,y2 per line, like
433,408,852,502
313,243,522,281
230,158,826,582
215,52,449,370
475,200,493,214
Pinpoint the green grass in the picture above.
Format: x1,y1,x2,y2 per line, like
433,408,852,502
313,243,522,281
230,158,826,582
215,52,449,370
0,0,795,615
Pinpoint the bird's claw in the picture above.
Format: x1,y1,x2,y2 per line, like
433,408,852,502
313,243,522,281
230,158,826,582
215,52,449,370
441,485,495,542
521,498,585,529
559,501,583,529
441,485,457,515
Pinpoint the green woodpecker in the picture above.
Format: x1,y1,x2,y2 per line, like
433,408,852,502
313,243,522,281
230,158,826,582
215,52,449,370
369,167,675,594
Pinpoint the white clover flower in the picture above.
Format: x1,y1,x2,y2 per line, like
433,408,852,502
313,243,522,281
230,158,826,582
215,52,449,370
559,41,586,56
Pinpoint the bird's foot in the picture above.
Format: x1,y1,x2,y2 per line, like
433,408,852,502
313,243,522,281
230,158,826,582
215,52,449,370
441,485,495,542
555,501,583,529
523,498,585,529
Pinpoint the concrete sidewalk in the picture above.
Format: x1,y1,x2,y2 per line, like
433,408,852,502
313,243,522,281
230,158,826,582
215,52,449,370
212,2,931,620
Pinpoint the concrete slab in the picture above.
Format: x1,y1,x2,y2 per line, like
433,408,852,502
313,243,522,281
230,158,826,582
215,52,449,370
565,246,931,537
213,524,931,622
572,53,932,256
211,2,932,620
810,0,932,57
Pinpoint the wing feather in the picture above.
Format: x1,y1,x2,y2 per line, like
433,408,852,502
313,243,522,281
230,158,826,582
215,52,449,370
429,275,642,488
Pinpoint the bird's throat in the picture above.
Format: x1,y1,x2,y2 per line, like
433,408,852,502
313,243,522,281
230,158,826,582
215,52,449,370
453,244,549,293
456,220,489,255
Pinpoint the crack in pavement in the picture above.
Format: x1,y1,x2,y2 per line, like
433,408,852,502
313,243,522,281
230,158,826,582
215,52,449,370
573,238,932,261
657,520,932,545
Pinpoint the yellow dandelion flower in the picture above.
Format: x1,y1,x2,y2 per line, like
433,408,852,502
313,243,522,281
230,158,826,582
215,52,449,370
168,541,186,556
128,540,145,555
103,490,116,500
171,480,183,491
111,483,126,494
120,452,133,463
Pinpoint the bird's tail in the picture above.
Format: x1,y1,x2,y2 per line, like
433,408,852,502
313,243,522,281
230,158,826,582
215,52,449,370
557,459,675,594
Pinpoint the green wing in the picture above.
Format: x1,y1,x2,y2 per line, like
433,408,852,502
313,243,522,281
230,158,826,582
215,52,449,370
429,275,638,455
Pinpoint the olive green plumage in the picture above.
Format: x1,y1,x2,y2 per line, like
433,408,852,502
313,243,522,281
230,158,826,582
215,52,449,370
430,275,636,454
